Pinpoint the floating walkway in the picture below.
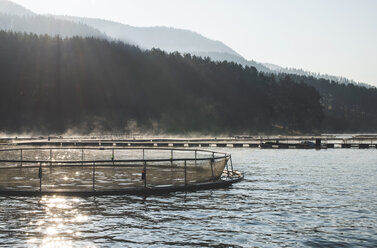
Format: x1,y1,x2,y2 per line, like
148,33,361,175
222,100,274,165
3,135,377,149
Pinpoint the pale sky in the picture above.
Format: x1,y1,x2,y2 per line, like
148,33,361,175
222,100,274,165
11,0,377,86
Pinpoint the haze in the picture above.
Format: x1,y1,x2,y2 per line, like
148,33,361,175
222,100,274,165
10,0,377,86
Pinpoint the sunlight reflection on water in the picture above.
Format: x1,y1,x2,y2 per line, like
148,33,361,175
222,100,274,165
25,196,93,248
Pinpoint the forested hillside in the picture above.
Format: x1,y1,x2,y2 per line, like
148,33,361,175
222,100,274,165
284,74,377,132
0,31,326,134
0,0,372,87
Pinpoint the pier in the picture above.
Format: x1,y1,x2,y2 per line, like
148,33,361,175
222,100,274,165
1,135,377,149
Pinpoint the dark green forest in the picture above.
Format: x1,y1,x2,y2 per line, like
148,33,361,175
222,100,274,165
283,74,377,132
0,31,376,134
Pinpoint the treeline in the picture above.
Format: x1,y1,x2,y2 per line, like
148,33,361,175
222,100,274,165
283,74,377,132
0,31,375,134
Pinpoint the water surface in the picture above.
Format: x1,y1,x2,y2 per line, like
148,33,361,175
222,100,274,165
0,149,376,247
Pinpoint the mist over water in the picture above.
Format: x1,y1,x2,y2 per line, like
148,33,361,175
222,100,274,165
0,148,376,247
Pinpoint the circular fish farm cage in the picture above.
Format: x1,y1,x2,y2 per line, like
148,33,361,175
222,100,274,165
0,147,243,196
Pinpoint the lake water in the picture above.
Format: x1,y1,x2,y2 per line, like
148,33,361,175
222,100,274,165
0,148,376,247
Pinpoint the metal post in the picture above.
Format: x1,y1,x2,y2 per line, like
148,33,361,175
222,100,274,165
184,160,187,186
112,148,114,166
143,148,145,160
92,162,95,192
20,149,23,167
226,156,230,177
39,163,42,192
81,149,84,166
194,150,197,167
171,149,173,167
210,153,215,180
50,149,52,167
143,161,147,188
230,155,234,173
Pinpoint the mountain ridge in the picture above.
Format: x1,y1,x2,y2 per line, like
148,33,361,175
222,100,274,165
0,0,34,16
0,0,373,88
54,15,242,57
0,13,107,38
49,15,376,87
1,31,376,133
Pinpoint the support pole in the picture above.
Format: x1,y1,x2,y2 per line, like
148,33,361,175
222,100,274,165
184,160,187,186
81,149,84,166
171,149,173,167
230,155,234,173
226,156,230,177
315,138,321,149
143,148,145,160
50,149,52,167
92,162,95,192
210,153,215,180
194,150,197,167
143,161,147,188
20,149,23,167
112,148,114,166
39,163,42,192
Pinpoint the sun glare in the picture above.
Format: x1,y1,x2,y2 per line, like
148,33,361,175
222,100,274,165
25,196,93,248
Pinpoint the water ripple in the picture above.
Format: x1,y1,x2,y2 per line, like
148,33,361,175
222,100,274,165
0,149,376,247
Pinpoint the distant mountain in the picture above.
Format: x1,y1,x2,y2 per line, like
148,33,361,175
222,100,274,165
54,15,373,87
0,0,372,88
0,2,254,71
262,63,283,71
1,31,376,133
262,63,373,88
0,0,34,16
0,0,106,38
54,15,275,73
0,13,107,38
54,16,241,55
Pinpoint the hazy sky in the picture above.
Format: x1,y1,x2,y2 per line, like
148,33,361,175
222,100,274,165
11,0,377,86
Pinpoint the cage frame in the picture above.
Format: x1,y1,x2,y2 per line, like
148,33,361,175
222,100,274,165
0,146,243,196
